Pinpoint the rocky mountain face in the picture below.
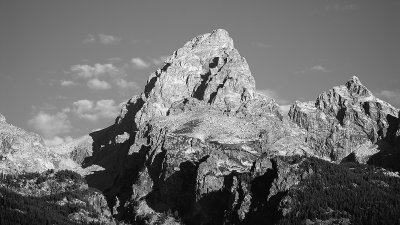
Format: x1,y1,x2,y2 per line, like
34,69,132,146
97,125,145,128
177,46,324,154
0,113,79,174
78,29,314,224
289,76,400,169
1,29,400,225
74,29,400,224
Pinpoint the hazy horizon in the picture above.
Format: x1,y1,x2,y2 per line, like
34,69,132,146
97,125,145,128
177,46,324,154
1,0,399,145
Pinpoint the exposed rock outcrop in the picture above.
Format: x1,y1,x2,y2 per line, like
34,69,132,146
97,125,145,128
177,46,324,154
289,76,400,166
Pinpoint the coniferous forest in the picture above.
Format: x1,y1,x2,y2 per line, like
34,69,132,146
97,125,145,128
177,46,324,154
279,158,400,225
0,170,102,225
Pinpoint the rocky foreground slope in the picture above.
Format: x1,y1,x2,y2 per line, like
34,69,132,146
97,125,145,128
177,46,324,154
1,29,400,225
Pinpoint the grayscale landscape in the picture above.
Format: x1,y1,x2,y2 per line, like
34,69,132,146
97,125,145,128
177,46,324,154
1,1,399,224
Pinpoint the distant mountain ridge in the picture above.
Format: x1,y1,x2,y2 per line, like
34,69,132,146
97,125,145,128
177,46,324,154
289,76,400,168
0,113,80,174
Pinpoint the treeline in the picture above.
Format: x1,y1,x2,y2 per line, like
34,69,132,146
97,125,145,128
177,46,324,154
0,170,83,187
278,158,400,225
0,186,79,225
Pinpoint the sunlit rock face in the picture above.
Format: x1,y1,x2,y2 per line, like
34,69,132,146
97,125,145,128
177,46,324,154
0,113,80,174
289,76,400,164
76,29,313,224
3,28,400,224
127,29,257,128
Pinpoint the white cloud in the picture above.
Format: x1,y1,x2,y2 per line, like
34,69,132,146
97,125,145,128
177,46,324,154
66,62,141,95
73,100,95,121
296,65,330,74
309,65,329,72
114,78,139,91
70,63,120,79
72,99,120,122
96,99,121,119
87,78,112,90
131,58,150,69
84,34,121,45
44,136,73,146
376,90,400,105
28,111,72,139
60,80,76,87
151,56,169,65
98,34,121,45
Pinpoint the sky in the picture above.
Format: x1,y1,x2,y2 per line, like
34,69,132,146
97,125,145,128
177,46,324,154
1,0,399,145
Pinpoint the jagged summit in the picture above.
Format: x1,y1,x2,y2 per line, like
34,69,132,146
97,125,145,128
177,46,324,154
290,75,399,162
115,29,274,138
179,29,234,56
128,29,257,128
349,75,365,86
315,76,375,113
345,75,373,99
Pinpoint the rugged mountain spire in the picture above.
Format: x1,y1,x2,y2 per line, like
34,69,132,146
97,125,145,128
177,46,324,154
79,29,310,224
289,76,400,163
117,29,258,130
144,29,255,108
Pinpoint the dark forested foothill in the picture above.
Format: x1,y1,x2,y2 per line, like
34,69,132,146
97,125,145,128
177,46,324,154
0,170,112,225
278,158,400,225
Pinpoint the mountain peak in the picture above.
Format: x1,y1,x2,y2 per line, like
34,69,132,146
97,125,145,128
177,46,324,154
315,76,374,111
180,29,233,53
345,75,372,98
349,75,362,85
129,29,256,127
290,75,399,162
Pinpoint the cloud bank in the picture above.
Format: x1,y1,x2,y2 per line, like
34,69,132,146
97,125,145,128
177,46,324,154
28,110,72,139
72,99,120,122
131,58,150,69
87,78,112,90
